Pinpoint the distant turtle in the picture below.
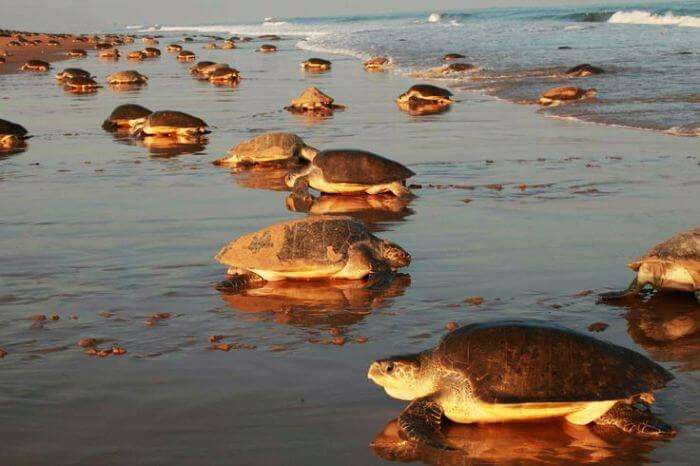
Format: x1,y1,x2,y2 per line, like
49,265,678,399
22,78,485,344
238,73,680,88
190,61,224,79
259,44,277,53
131,110,209,138
600,228,700,303
209,66,239,83
21,60,51,72
166,44,183,53
55,68,92,81
285,149,415,197
107,70,148,85
102,104,153,132
47,39,61,46
396,84,453,112
95,42,113,50
301,58,331,71
99,48,120,59
443,53,465,61
364,56,390,71
214,215,411,292
441,63,476,73
0,119,30,149
204,42,219,50
142,36,158,45
259,34,281,40
142,47,161,58
285,86,345,114
127,51,146,61
67,48,88,58
183,37,194,42
368,320,676,451
214,132,318,166
566,63,605,77
221,40,236,49
64,76,101,92
539,86,597,106
177,50,196,61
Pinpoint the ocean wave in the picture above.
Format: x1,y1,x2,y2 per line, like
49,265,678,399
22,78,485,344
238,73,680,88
561,11,615,23
608,10,700,27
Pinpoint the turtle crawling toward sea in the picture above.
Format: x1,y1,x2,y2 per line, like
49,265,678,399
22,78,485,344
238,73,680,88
301,58,331,71
209,66,240,84
538,86,597,106
0,119,30,149
21,60,51,72
285,86,345,115
130,110,209,138
107,70,148,85
368,320,676,451
259,44,277,53
285,149,415,197
177,50,196,61
600,228,700,303
214,215,411,293
102,104,152,132
127,51,146,61
396,84,454,114
566,63,604,77
364,56,390,71
55,68,92,81
64,76,101,93
213,132,318,167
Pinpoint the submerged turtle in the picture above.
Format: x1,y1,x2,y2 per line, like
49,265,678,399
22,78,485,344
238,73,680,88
301,58,331,71
142,47,161,58
213,132,318,167
131,110,209,138
190,61,224,79
285,86,345,114
99,48,120,59
364,56,390,71
566,63,604,77
443,53,465,61
209,66,239,83
368,320,676,451
55,68,92,81
600,228,700,303
166,44,183,53
539,86,597,106
0,119,30,149
177,50,196,61
127,51,146,61
107,70,148,85
102,104,153,132
67,48,88,58
214,215,411,292
285,149,415,197
259,44,277,53
21,60,51,72
64,76,101,92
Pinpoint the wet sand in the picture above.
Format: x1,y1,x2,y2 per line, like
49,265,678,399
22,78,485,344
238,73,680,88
0,33,79,74
0,35,699,465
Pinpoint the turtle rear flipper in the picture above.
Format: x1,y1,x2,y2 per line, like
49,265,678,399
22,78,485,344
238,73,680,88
597,278,643,303
398,398,456,451
595,401,676,438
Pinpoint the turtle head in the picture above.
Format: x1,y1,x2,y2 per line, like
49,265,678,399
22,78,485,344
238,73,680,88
284,165,311,188
368,353,434,400
379,240,411,269
298,144,319,162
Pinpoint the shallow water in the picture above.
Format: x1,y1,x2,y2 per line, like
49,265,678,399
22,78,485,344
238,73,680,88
1,38,699,465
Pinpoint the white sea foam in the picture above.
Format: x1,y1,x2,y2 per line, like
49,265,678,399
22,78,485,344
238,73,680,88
428,13,442,23
608,10,700,28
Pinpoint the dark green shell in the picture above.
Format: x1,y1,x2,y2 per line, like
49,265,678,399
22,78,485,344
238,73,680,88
314,150,415,185
147,111,207,128
0,119,28,137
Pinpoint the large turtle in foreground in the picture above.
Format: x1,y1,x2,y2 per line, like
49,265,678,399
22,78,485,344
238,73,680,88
600,227,700,303
213,132,318,167
285,149,415,197
368,320,676,451
214,215,411,293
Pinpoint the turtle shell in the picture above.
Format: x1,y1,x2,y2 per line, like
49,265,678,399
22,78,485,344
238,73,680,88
108,70,147,83
641,228,700,261
305,58,331,66
210,66,238,79
566,64,604,76
314,150,415,185
107,104,152,121
215,215,373,272
432,320,673,404
0,119,28,137
147,111,207,128
292,86,334,106
230,133,302,159
24,60,50,69
57,68,91,79
365,57,389,67
541,86,586,100
443,53,465,60
65,76,99,87
407,84,452,99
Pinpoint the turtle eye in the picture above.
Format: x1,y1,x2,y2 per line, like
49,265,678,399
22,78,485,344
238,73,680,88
386,362,394,373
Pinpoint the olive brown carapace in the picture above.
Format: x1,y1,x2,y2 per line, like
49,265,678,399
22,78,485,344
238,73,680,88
368,320,676,451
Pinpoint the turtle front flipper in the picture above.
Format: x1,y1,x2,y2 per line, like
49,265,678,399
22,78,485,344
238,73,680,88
594,401,676,438
398,398,456,451
214,273,265,294
597,278,643,303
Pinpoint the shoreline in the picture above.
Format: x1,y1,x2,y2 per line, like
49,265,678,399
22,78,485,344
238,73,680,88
0,33,82,74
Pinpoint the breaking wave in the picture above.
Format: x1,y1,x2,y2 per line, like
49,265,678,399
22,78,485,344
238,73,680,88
608,10,700,27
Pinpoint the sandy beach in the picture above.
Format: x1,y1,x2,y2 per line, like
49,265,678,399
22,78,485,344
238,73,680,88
0,33,82,74
1,26,699,466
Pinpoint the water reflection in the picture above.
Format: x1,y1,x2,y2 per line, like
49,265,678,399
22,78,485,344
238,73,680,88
397,101,452,116
371,419,656,465
219,273,410,329
137,135,208,157
0,146,28,159
229,165,293,191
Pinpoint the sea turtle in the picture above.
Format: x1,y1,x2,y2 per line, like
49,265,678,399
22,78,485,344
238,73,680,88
221,39,236,49
47,39,61,46
166,44,183,53
127,51,146,61
142,47,161,58
285,86,345,114
538,86,597,106
67,48,88,58
209,66,239,83
189,61,224,79
566,63,605,77
99,48,120,59
0,57,5,65
64,76,101,92
259,44,277,53
142,36,158,45
0,119,30,149
177,50,196,61
364,56,390,71
368,320,676,451
284,149,415,197
107,70,148,85
130,110,209,138
204,42,219,50
20,60,51,72
214,215,411,293
443,53,465,61
397,85,453,107
441,63,476,74
599,228,700,303
95,42,113,50
301,58,331,71
55,68,92,81
102,104,153,132
213,132,318,167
